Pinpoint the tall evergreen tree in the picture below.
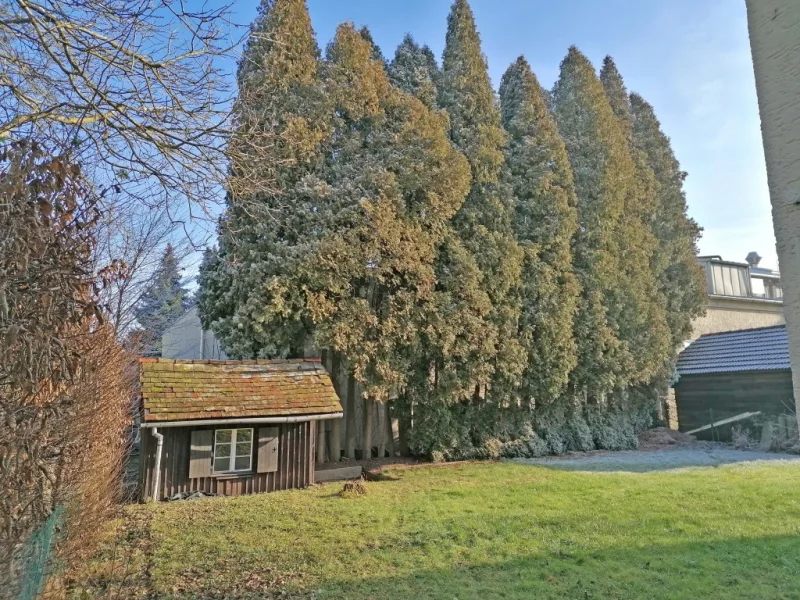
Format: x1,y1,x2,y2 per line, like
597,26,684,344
198,0,329,358
437,0,525,400
599,57,634,134
134,244,191,354
439,0,504,183
388,34,440,109
499,56,579,405
358,25,386,64
300,22,471,456
599,57,671,382
630,92,706,346
552,47,640,398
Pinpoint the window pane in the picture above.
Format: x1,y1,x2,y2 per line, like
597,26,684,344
741,269,751,296
234,456,250,471
215,430,232,443
214,443,231,461
720,266,729,295
713,265,725,294
236,442,251,457
725,266,736,295
236,429,253,442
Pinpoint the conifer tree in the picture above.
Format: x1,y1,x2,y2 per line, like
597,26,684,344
551,47,639,397
630,92,706,346
358,26,386,64
302,22,471,457
439,0,504,183
599,57,634,134
599,57,671,381
437,0,525,401
198,0,329,358
134,244,191,354
499,56,579,405
388,34,440,109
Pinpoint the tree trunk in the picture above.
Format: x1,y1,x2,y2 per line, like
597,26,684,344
377,402,386,459
326,352,342,462
363,396,374,460
315,419,326,464
345,373,357,459
385,401,395,457
472,383,483,406
398,406,410,456
330,418,341,462
746,0,800,435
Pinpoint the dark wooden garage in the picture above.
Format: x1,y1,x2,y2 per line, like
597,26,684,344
138,358,343,501
674,325,795,440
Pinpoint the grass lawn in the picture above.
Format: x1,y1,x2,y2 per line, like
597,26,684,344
76,460,800,599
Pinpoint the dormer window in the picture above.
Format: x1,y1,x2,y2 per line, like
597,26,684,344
698,255,781,301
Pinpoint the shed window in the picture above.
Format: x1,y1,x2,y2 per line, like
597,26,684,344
213,428,253,473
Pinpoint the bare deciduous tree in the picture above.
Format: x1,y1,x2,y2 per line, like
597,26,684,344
0,0,249,220
95,205,193,338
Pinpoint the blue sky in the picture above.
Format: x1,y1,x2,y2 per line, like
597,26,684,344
216,0,775,270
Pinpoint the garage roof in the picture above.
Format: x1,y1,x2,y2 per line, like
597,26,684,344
676,325,790,376
140,358,343,423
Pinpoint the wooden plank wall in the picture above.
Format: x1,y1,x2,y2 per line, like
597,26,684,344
140,420,316,501
675,369,795,436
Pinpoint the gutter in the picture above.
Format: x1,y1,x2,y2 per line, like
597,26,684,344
139,412,344,429
151,427,164,502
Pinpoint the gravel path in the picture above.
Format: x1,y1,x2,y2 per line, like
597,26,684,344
514,448,800,472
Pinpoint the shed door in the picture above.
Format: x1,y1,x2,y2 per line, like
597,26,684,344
257,427,280,473
189,430,213,478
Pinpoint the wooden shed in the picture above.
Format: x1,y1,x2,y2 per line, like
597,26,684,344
138,358,343,501
674,326,795,440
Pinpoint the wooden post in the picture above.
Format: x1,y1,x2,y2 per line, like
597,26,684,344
315,419,326,464
363,396,374,460
345,373,357,459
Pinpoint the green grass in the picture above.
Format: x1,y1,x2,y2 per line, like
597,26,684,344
84,461,800,599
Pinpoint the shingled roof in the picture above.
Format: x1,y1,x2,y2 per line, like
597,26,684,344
676,325,790,376
140,359,343,423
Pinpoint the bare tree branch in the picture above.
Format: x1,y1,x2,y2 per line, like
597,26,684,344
0,0,259,224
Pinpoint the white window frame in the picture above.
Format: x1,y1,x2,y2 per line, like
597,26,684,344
212,428,254,474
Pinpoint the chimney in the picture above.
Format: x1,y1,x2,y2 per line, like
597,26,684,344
745,251,762,267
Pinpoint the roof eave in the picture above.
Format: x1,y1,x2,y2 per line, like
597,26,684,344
141,412,344,428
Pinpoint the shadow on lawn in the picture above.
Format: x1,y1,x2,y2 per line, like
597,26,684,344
314,534,800,600
148,534,800,600
514,449,800,473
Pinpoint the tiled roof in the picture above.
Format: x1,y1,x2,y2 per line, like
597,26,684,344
676,326,790,376
140,359,343,423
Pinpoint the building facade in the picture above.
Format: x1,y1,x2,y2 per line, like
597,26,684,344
161,307,228,360
690,254,784,340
